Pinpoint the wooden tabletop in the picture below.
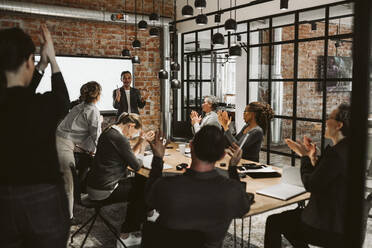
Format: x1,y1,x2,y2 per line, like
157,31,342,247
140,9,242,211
137,142,310,218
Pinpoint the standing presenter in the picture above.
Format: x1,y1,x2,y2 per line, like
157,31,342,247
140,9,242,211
113,71,149,117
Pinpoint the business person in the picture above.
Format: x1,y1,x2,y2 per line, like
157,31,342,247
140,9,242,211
113,71,149,117
264,103,350,248
219,102,274,162
190,96,221,134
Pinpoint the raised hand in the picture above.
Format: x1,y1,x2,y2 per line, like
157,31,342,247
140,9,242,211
218,110,231,131
303,136,317,166
40,24,59,73
142,89,150,100
285,138,311,158
148,130,168,158
115,88,121,102
143,130,155,142
191,115,202,126
227,143,243,167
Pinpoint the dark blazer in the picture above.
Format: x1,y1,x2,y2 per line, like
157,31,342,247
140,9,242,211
300,138,348,234
112,87,146,116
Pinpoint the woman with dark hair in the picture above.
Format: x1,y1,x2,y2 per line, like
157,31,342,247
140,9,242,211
0,25,70,247
264,103,351,248
87,113,154,247
219,102,274,162
56,81,102,220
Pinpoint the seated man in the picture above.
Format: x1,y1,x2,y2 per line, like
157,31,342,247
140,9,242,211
145,125,253,248
190,96,221,134
264,103,351,248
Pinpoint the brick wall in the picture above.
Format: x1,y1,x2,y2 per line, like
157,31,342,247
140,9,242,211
280,22,352,143
0,0,173,130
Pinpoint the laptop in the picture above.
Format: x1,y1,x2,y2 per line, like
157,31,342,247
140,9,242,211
256,167,306,201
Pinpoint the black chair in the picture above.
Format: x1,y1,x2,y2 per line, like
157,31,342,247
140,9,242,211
171,121,193,142
141,221,205,248
69,167,128,248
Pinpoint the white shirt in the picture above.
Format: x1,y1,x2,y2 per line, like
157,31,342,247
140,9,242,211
125,90,131,113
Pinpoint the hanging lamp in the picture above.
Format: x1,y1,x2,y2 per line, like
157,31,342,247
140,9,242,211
212,0,224,45
138,0,147,30
182,0,194,17
224,0,237,31
132,0,141,48
158,0,169,79
121,0,131,57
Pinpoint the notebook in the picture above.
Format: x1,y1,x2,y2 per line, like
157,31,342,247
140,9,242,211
256,167,306,201
142,155,173,170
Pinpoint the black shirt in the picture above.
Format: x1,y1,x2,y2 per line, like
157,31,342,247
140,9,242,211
0,71,70,185
146,164,252,248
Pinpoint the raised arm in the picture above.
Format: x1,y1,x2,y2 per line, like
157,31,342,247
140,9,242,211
137,88,146,109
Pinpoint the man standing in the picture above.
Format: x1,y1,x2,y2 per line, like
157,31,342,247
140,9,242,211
113,71,149,117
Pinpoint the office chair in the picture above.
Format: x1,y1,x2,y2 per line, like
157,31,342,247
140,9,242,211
69,166,128,248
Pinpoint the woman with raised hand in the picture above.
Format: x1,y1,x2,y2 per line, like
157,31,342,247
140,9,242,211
218,102,274,162
0,25,70,247
56,81,102,221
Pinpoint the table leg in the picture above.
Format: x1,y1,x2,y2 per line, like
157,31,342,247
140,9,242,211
241,218,244,248
248,217,252,248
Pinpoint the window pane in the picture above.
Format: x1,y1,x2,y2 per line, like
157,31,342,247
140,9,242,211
298,40,325,79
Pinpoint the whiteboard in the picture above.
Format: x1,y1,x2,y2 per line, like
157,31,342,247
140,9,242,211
35,56,133,112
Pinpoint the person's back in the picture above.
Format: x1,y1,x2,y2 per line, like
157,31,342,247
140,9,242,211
146,126,252,248
149,171,248,247
0,26,70,248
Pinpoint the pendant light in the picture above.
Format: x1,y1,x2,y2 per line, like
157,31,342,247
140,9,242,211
229,0,241,58
159,0,168,79
149,0,159,21
138,0,147,30
225,0,237,31
196,9,207,25
132,55,140,64
149,0,159,37
194,0,206,10
212,0,224,45
280,0,289,10
121,0,131,57
182,0,194,17
132,0,141,48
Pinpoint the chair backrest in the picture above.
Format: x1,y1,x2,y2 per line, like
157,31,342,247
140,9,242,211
172,121,193,140
141,221,205,248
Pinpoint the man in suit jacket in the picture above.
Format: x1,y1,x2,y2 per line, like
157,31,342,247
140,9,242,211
113,71,149,117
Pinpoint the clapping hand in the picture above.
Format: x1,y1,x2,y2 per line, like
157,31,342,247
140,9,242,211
218,110,232,131
227,143,243,167
115,88,121,102
143,130,155,142
148,130,168,159
190,111,202,126
142,89,150,101
285,136,317,166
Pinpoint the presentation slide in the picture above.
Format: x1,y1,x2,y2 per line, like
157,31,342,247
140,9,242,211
35,56,133,112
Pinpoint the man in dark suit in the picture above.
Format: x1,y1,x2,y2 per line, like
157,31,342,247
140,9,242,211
113,71,149,117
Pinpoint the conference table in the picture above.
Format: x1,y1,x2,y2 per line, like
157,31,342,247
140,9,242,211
136,142,310,248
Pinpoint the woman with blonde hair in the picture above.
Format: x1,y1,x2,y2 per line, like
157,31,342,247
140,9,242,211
56,81,102,220
219,102,274,162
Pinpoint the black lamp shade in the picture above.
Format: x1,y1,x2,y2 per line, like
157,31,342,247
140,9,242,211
132,56,140,64
121,48,131,57
158,69,169,79
171,79,181,89
171,62,180,71
229,45,241,58
212,32,224,45
194,0,206,9
214,13,221,23
224,18,237,31
311,22,317,31
132,39,141,48
182,5,194,17
138,20,148,30
196,14,208,25
280,0,288,10
149,27,159,37
149,12,159,21
169,25,176,33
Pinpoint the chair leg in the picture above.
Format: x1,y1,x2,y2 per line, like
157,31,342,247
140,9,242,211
80,213,99,248
98,212,128,248
70,213,98,244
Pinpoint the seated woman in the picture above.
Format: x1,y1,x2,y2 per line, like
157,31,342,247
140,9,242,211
264,103,350,248
218,102,274,162
190,96,221,134
86,113,154,247
56,81,102,220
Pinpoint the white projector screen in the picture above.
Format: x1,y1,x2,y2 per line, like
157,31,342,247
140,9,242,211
35,56,133,113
